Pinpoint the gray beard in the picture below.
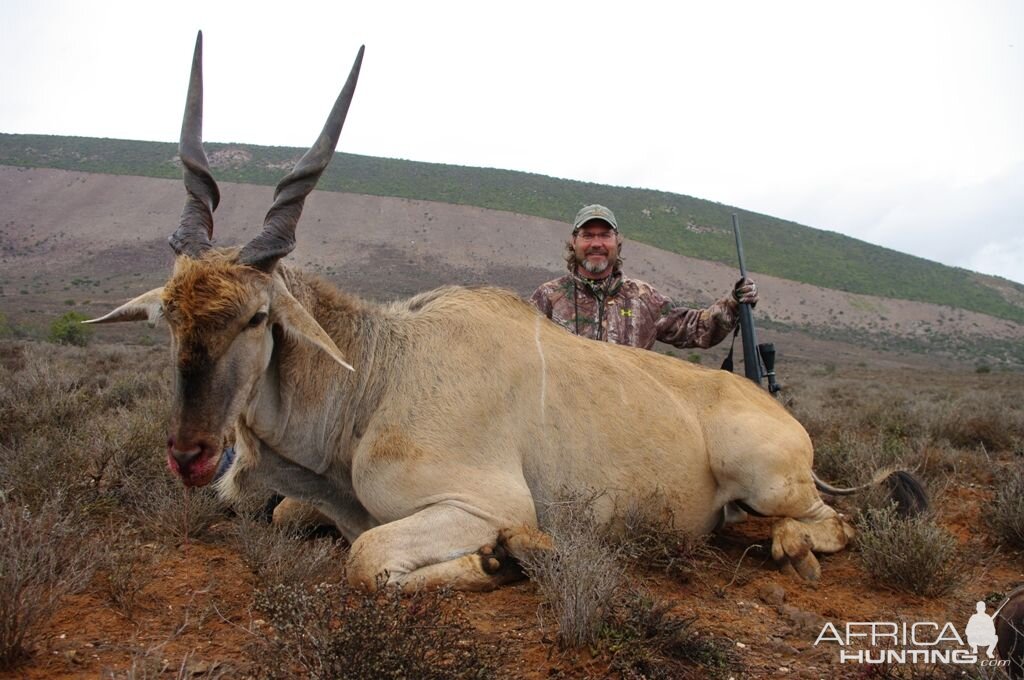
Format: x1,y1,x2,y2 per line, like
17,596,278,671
581,257,609,274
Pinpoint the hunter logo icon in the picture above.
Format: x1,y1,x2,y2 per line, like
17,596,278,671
965,601,998,659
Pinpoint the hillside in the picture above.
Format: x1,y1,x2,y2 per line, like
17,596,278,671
1,165,1023,368
2,133,1023,327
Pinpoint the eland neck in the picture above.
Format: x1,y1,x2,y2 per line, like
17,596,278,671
244,267,387,473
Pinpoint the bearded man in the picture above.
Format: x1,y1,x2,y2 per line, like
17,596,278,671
530,204,758,349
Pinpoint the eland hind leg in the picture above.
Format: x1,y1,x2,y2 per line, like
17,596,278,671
719,434,854,581
740,479,854,581
720,448,856,581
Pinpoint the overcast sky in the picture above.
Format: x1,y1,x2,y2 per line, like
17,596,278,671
2,0,1022,285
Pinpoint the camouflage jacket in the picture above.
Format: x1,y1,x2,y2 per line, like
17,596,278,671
529,272,739,350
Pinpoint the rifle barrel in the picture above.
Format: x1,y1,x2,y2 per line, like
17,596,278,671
731,214,761,385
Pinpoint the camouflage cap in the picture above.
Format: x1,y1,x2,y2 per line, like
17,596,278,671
572,204,618,233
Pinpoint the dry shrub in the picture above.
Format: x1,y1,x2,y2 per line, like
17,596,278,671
989,464,1024,549
516,491,624,648
813,430,909,488
0,501,97,670
810,432,858,486
791,384,929,446
938,413,1019,453
99,534,155,620
614,493,719,584
0,343,170,518
129,478,229,545
0,339,222,609
0,432,86,512
521,490,732,675
795,384,926,493
928,392,1024,453
0,347,95,443
0,351,100,510
99,371,167,411
518,492,737,677
605,589,737,680
785,374,1024,485
102,553,150,620
900,442,991,486
856,505,962,597
84,404,170,495
251,581,501,680
104,647,232,679
855,395,929,441
231,514,344,588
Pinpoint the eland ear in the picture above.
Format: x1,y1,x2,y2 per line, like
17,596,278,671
85,288,164,326
271,283,354,371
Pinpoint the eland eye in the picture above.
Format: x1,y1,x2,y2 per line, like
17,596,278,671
247,312,268,328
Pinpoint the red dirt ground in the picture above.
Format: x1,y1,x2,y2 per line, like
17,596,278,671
9,479,1023,679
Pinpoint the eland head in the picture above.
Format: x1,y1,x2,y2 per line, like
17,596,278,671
86,32,363,486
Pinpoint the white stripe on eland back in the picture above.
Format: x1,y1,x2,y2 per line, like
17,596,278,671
534,317,547,422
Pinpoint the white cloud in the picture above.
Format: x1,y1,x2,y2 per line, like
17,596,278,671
0,0,1021,284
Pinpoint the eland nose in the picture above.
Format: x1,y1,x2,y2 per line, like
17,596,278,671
167,435,203,466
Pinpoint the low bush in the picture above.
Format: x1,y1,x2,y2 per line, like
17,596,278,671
516,491,624,648
83,406,168,499
813,431,875,487
812,430,912,503
521,491,734,676
938,413,1018,453
251,581,501,679
0,348,94,444
605,589,737,680
856,505,962,597
614,493,718,584
99,533,154,620
854,396,927,443
104,647,232,679
231,515,344,589
48,311,92,346
0,502,97,670
988,464,1024,549
130,479,228,545
928,392,1023,453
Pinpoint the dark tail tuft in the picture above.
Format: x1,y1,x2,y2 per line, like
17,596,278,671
884,471,929,517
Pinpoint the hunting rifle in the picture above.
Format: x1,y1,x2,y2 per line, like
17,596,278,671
727,214,780,394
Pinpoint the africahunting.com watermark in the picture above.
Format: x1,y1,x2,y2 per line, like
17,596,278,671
814,601,1009,668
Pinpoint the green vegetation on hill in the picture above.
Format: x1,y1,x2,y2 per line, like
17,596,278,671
2,132,1022,323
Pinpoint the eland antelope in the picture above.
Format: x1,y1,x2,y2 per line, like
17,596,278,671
88,33,925,591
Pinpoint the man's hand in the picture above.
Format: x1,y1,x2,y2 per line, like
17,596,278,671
733,277,758,306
